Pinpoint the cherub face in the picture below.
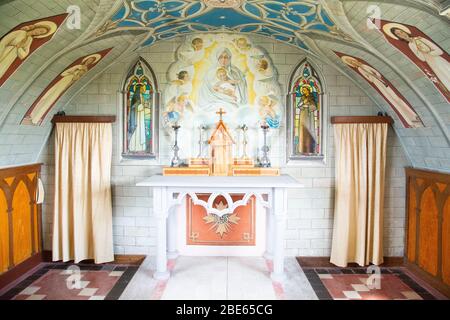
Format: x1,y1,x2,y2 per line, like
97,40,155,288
192,38,203,51
177,95,187,104
257,59,268,71
236,38,249,49
178,71,189,81
259,96,270,106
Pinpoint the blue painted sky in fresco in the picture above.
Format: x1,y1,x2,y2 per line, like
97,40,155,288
102,1,347,51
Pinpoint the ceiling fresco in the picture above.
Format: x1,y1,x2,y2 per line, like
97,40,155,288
0,0,448,170
93,0,353,50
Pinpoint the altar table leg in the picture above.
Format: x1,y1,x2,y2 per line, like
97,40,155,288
154,216,170,280
167,207,179,259
153,187,170,280
270,188,286,282
264,208,274,260
270,216,285,282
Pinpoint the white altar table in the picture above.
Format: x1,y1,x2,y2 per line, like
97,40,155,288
136,174,303,281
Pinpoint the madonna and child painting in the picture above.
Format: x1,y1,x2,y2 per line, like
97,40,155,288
163,34,282,130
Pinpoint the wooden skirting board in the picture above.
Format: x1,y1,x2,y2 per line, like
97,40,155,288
296,256,405,268
405,261,450,298
0,253,43,290
41,251,146,266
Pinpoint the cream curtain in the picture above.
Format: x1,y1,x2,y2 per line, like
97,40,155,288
330,123,388,267
53,122,114,264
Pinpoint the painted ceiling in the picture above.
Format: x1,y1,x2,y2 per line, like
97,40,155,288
0,0,449,171
95,0,352,50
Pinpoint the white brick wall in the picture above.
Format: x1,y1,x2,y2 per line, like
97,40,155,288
37,35,410,257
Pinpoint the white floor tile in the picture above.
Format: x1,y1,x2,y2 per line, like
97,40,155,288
20,286,40,295
26,294,45,300
343,290,362,299
78,288,98,297
119,256,318,300
281,257,318,300
119,256,160,300
227,257,276,300
162,256,228,300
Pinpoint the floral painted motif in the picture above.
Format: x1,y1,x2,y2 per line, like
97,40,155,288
93,1,353,49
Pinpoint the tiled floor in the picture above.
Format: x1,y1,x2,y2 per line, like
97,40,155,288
0,263,138,300
301,267,446,300
0,257,447,300
119,256,317,300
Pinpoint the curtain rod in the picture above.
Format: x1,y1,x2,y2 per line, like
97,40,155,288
331,116,394,124
51,115,116,123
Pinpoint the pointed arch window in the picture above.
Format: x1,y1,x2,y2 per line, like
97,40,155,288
287,59,325,161
123,58,159,158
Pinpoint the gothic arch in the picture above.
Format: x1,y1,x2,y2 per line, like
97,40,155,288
121,57,160,159
286,58,328,164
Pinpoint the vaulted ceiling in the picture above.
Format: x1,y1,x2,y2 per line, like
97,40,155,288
0,0,449,170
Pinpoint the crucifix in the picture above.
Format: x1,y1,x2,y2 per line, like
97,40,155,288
216,108,226,121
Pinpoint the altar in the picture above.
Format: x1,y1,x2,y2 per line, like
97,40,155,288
136,175,303,281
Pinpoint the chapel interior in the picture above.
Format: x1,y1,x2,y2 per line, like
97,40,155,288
0,0,449,301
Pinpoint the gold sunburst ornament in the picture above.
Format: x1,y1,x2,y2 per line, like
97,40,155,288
203,201,240,237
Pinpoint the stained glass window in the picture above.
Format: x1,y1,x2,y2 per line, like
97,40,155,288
123,59,157,158
290,61,323,157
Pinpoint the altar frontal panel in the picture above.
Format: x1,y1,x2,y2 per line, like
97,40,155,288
186,194,256,246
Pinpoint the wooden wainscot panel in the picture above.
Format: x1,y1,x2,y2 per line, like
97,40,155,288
418,187,439,276
443,195,450,286
0,164,42,276
405,168,450,296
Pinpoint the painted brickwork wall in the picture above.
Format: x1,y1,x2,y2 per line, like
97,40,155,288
38,35,409,257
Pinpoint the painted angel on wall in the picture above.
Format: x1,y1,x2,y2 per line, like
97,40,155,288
379,20,450,102
21,48,111,125
0,14,67,87
336,52,424,128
